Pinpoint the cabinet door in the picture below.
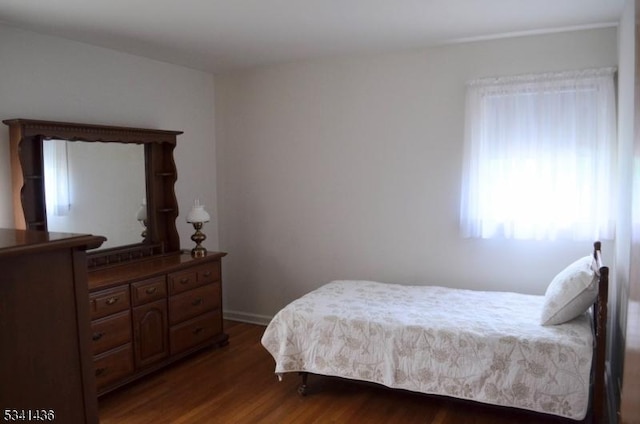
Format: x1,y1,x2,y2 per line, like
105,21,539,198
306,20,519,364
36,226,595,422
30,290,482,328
132,299,168,368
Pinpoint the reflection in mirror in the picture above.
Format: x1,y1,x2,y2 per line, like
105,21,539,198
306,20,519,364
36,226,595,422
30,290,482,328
44,140,146,250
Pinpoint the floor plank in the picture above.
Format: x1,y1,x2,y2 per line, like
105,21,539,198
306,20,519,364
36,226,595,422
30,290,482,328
99,321,577,423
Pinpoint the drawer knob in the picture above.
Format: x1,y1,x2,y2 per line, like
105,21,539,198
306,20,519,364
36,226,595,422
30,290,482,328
202,271,212,278
95,367,107,377
92,332,104,341
193,327,204,335
105,297,119,306
145,287,157,295
179,278,190,285
191,298,204,306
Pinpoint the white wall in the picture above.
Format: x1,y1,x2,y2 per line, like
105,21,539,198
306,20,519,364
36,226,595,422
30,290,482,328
215,28,618,322
616,0,636,339
615,0,637,419
0,23,219,252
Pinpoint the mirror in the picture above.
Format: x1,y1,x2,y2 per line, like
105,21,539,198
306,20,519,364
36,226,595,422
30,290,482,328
44,140,146,250
4,118,183,267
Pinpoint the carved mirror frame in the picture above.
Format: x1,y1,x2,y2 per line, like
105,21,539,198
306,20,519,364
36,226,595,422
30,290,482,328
4,119,183,267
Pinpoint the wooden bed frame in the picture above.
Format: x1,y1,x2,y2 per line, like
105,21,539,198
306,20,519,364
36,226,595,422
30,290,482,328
592,241,609,424
296,241,610,424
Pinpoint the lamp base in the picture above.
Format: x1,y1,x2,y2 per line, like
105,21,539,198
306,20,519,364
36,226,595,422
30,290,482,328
191,246,207,258
190,222,207,258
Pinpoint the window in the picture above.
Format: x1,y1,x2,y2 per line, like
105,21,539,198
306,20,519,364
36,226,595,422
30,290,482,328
43,139,71,217
460,68,616,240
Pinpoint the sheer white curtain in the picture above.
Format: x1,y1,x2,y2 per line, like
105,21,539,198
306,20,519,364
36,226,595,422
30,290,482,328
43,139,71,217
460,68,617,240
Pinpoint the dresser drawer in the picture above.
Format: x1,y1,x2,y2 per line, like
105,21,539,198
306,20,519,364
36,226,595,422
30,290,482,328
168,261,220,295
89,285,131,320
169,311,222,355
94,343,134,391
196,261,220,285
167,269,198,295
131,276,167,306
91,310,132,355
169,283,220,325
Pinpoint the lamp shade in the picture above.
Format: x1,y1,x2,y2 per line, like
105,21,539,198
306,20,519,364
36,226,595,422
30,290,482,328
186,199,210,223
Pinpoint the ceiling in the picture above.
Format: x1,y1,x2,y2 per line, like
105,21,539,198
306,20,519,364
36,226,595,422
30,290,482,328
0,0,625,73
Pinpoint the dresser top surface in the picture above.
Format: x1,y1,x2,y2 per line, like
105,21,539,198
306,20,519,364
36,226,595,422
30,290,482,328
0,228,105,256
88,251,227,292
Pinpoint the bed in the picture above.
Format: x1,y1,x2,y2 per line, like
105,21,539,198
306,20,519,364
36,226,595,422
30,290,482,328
261,242,609,422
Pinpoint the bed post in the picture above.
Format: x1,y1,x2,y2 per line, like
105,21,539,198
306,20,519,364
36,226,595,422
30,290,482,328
592,241,608,424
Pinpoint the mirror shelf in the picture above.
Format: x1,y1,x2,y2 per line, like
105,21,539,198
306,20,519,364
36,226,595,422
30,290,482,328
4,118,184,268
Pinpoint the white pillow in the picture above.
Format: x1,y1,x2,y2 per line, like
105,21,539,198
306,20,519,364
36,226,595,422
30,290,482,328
540,255,598,326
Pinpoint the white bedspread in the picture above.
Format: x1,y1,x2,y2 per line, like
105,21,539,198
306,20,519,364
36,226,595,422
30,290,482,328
261,280,594,420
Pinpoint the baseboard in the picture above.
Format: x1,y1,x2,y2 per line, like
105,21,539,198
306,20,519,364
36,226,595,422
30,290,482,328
605,361,619,423
224,310,273,326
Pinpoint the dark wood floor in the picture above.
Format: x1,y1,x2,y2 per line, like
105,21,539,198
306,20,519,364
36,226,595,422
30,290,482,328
99,320,577,423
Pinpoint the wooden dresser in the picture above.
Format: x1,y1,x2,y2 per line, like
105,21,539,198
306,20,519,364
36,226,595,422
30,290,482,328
3,119,229,399
87,251,228,395
0,228,105,424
